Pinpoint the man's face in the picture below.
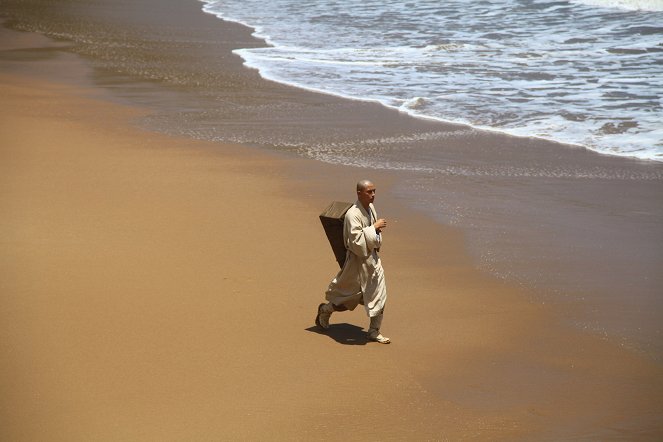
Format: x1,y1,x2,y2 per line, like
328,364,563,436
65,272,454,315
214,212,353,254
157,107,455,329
357,183,376,207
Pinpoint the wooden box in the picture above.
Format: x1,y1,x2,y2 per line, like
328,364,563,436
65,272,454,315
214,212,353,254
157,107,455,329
319,201,353,268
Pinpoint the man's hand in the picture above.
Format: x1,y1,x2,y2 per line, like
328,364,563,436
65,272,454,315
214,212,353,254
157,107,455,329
374,218,387,233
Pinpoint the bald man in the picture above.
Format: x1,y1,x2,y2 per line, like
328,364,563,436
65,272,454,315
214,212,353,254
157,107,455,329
315,180,390,344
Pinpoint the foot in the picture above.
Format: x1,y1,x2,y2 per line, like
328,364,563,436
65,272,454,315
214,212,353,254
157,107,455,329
315,303,331,329
367,331,391,344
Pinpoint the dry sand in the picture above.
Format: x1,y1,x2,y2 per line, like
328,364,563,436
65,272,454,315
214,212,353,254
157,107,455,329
1,14,662,442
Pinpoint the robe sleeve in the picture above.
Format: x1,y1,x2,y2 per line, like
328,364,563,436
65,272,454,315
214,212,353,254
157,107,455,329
345,209,381,258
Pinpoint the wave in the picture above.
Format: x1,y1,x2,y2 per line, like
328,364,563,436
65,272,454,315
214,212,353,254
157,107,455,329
200,0,663,162
572,0,663,11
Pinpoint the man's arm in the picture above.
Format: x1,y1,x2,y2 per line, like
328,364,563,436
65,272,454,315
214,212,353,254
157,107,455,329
345,210,381,257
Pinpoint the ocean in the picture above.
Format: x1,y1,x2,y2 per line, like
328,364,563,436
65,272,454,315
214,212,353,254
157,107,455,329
201,0,663,162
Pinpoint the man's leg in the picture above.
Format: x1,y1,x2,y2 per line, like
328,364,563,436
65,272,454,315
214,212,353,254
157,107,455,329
315,302,335,329
367,309,390,344
316,302,349,329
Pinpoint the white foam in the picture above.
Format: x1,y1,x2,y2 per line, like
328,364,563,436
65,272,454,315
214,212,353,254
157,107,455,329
572,0,663,11
200,0,663,163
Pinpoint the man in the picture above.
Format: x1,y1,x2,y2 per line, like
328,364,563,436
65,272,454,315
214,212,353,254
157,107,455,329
315,179,390,344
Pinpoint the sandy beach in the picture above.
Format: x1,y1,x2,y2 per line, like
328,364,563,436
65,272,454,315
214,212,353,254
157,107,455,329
2,1,663,440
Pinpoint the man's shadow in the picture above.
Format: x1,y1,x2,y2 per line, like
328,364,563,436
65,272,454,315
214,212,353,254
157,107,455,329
305,323,368,345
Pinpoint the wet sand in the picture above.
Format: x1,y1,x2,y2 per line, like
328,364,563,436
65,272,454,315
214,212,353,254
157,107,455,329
1,1,663,440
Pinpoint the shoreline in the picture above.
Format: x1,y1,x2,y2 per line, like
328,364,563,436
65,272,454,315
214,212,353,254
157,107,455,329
201,0,663,164
2,2,662,439
234,46,661,165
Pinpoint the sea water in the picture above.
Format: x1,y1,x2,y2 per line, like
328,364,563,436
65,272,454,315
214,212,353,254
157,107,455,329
201,0,663,162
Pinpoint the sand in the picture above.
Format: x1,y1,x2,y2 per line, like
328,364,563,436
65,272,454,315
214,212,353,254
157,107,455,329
1,6,663,442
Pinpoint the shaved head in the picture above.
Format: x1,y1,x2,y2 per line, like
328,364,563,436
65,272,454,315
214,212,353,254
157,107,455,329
356,179,374,191
356,180,376,209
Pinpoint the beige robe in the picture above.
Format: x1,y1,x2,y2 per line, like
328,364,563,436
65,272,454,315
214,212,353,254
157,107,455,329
325,201,387,317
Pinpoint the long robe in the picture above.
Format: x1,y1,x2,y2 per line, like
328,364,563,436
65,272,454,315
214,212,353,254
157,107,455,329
325,201,387,317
